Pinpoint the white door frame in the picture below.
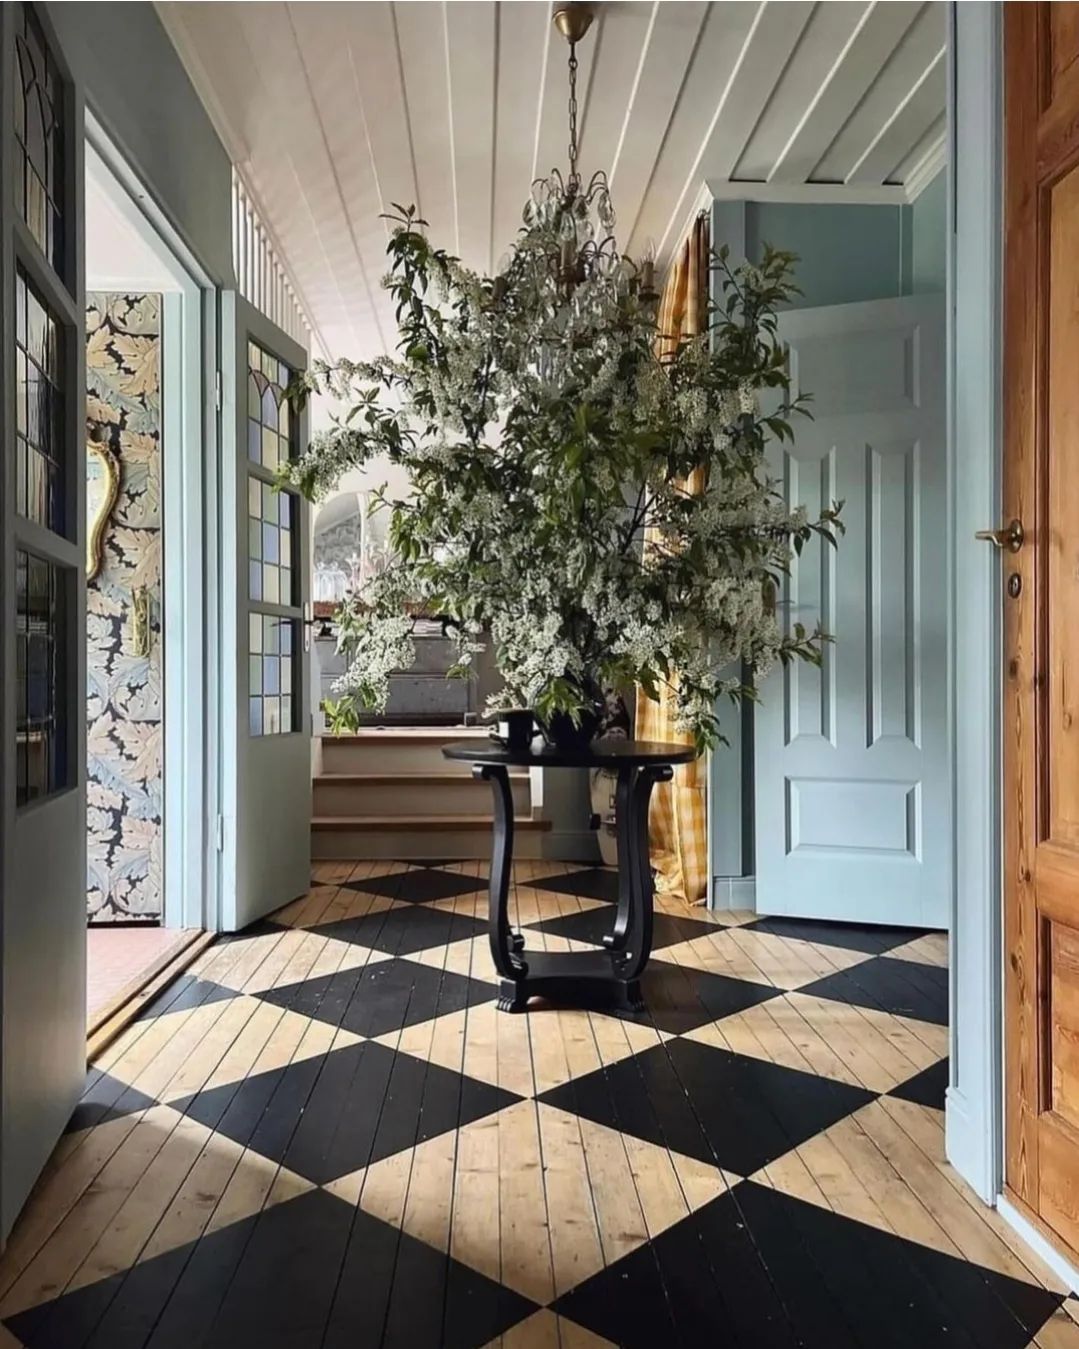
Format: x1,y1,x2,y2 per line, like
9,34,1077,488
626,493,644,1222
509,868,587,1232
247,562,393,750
85,115,218,933
945,0,1005,1209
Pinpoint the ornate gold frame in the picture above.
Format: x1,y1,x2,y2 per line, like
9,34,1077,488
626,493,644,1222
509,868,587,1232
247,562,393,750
86,439,120,582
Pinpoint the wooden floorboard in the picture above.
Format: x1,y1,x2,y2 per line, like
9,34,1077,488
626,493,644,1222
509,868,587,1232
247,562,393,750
0,862,1075,1348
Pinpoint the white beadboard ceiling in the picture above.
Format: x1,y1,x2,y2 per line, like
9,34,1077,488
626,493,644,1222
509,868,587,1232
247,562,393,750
157,0,946,360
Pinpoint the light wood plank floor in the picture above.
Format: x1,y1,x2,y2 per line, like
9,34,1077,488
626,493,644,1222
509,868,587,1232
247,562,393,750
0,860,1074,1348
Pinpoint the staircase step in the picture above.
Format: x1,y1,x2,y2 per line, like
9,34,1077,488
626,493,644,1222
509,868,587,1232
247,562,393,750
310,814,551,861
311,815,550,832
313,772,530,817
320,729,491,775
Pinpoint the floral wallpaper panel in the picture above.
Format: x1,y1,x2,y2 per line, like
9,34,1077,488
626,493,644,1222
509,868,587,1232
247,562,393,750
86,293,163,923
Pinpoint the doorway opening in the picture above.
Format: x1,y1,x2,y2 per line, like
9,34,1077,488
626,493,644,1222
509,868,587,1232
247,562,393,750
83,135,207,1035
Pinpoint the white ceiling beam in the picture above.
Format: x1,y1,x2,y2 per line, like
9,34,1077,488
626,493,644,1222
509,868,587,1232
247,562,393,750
705,177,908,206
394,2,455,251
767,0,924,185
735,0,871,182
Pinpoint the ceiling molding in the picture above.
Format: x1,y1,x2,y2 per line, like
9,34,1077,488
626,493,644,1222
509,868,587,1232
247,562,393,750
705,178,909,207
899,137,947,202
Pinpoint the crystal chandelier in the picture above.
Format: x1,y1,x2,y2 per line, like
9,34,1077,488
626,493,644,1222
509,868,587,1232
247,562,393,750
518,3,656,300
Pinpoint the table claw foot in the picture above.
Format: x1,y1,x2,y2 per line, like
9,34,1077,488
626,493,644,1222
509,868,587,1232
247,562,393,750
498,979,529,1013
511,931,526,953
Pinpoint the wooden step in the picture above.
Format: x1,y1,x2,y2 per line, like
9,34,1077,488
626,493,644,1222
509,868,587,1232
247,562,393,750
312,771,530,817
319,729,492,775
310,813,552,861
311,815,550,832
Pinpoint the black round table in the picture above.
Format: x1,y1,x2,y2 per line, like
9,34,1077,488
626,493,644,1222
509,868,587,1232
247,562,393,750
443,738,696,1013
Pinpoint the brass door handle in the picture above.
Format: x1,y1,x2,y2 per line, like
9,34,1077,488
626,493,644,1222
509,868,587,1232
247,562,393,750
975,518,1024,552
130,585,153,657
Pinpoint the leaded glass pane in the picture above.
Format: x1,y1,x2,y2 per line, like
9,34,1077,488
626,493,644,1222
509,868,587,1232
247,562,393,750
15,4,64,274
15,266,63,532
247,616,299,737
247,474,296,606
15,550,67,804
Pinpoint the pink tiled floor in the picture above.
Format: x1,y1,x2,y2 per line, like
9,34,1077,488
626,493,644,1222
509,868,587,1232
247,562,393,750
86,926,195,1024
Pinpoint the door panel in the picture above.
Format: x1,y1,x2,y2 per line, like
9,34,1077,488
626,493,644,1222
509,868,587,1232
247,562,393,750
754,295,948,927
220,294,310,931
1,4,86,1238
1004,1,1079,1265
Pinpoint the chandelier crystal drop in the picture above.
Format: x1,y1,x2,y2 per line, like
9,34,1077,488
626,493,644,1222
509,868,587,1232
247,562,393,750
511,3,655,302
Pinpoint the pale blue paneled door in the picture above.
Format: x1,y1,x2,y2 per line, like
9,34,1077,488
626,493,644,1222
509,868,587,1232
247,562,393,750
220,294,311,932
753,296,948,928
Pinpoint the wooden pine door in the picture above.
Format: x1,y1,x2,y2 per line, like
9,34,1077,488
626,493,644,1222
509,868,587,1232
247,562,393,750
1004,2,1079,1261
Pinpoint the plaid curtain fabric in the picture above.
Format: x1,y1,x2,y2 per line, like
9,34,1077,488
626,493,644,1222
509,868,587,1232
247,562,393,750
634,214,711,905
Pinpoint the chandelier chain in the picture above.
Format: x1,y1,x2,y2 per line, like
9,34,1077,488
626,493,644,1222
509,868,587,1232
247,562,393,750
567,42,579,189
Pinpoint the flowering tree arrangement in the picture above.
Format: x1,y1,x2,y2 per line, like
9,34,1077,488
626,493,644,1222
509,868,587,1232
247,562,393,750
280,198,841,751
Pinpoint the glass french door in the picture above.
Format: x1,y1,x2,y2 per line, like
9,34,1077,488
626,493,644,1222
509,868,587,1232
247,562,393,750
0,3,86,1237
219,294,311,931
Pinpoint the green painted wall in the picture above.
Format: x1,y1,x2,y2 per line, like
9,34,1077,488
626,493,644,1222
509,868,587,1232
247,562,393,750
910,172,947,295
712,178,946,312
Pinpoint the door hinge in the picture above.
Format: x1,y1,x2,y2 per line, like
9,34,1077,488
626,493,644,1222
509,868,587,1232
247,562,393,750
215,814,225,851
215,369,222,412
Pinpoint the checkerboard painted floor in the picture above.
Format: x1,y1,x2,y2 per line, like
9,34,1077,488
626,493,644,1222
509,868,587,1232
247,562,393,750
2,860,1077,1348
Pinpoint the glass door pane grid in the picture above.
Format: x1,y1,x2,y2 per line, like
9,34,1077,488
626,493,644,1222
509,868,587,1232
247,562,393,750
15,550,67,804
246,337,301,737
13,3,65,277
14,265,63,532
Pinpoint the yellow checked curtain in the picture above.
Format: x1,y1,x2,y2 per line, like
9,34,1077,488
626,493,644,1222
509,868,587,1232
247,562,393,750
634,213,710,905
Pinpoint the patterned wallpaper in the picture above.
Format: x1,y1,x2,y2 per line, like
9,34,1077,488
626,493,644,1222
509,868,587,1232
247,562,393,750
85,293,163,923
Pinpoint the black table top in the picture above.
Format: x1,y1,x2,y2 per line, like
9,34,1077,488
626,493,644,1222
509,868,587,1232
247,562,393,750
442,737,697,769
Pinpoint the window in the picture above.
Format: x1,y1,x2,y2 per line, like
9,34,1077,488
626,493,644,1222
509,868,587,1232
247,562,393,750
249,614,297,737
14,3,64,274
15,266,63,532
247,338,300,735
15,551,66,804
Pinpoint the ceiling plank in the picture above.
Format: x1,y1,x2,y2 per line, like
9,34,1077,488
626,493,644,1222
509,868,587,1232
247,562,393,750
735,0,872,182
845,48,945,185
887,111,945,190
491,2,551,272
683,0,815,199
444,0,498,272
394,2,456,256
766,1,924,185
605,1,710,254
810,1,944,184
628,2,761,263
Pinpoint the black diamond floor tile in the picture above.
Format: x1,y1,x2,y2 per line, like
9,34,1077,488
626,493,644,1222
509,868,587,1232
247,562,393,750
745,914,931,956
889,1056,949,1110
800,955,949,1026
606,957,780,1034
525,906,722,952
133,974,238,1021
64,1069,158,1135
254,957,498,1039
529,868,620,903
555,1182,1062,1349
319,902,487,956
5,1188,537,1349
172,1039,520,1183
540,1036,874,1175
342,868,484,906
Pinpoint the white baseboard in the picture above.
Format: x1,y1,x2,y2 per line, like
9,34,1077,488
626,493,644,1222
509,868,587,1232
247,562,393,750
711,876,756,911
997,1194,1079,1295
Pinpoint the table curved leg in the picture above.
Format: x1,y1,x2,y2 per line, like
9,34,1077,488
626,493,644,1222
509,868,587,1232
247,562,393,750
475,764,527,1009
614,764,672,985
603,767,637,956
